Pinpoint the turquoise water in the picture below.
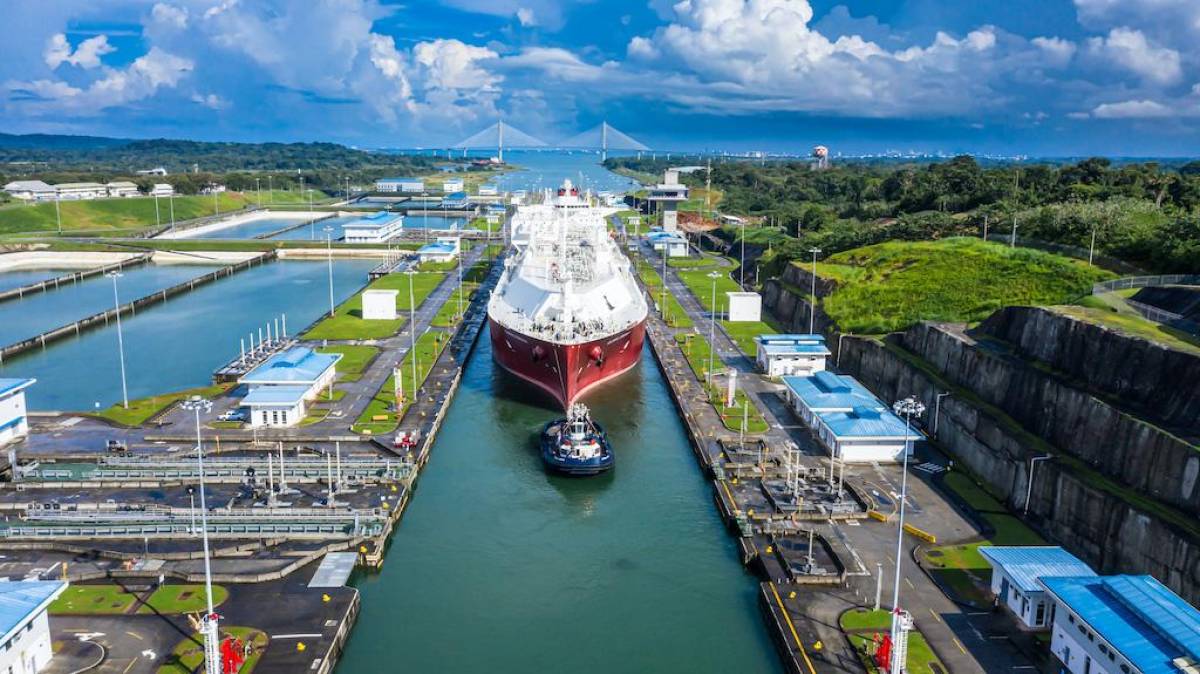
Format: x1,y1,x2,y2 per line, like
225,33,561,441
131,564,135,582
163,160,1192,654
0,263,225,348
335,331,782,674
269,215,362,241
492,149,640,193
2,259,375,411
0,268,72,293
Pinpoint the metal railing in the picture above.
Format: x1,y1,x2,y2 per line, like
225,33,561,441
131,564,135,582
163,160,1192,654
1090,275,1200,336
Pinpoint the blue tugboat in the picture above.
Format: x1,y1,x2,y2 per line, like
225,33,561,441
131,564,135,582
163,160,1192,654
540,404,614,476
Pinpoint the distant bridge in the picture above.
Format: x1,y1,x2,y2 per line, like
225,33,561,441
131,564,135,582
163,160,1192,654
453,120,650,161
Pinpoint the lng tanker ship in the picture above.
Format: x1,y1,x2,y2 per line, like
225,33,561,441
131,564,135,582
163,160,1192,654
488,179,647,410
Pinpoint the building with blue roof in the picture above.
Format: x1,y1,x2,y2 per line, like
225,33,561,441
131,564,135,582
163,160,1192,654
441,191,470,210
980,546,1096,629
238,347,340,427
417,237,461,264
782,370,917,463
0,378,35,446
755,334,830,377
375,177,425,193
645,230,689,257
477,183,499,196
1040,574,1200,674
342,211,404,244
0,580,67,674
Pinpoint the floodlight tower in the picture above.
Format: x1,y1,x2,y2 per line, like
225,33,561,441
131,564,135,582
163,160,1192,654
180,396,220,674
888,396,925,674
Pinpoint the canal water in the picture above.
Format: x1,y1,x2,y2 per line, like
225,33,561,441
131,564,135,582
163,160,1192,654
188,216,317,240
2,259,376,411
0,263,225,348
335,330,782,674
0,268,73,293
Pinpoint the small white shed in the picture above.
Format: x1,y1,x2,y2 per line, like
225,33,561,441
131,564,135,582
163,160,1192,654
362,289,399,320
726,292,762,322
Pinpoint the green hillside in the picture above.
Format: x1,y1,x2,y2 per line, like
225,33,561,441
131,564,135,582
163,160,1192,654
813,238,1114,333
0,193,253,236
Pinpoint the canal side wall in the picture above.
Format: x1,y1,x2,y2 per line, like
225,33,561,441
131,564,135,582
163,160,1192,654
0,251,277,363
0,252,152,304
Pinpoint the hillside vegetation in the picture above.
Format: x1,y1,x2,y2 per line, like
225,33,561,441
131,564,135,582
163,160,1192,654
0,193,253,236
813,238,1114,333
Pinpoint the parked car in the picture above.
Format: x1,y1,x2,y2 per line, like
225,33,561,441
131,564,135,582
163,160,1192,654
218,409,247,422
105,439,127,453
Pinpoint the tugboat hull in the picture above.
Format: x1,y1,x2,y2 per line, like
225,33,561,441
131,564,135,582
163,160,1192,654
539,418,614,476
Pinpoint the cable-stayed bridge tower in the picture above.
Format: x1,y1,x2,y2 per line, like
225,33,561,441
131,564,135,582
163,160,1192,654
454,121,547,163
560,122,649,160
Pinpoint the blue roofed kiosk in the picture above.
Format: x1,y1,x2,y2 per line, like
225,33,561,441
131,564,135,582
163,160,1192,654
1040,574,1200,674
979,546,1096,629
0,580,67,674
237,347,340,427
0,378,35,446
754,334,829,377
782,370,917,462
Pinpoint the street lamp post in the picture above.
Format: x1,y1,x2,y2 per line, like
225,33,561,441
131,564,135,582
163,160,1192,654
707,271,721,385
889,396,925,674
179,396,220,674
1024,454,1053,516
739,219,746,287
255,178,261,207
106,271,129,409
934,391,951,435
406,269,418,396
422,192,429,242
55,193,62,235
169,193,175,228
324,225,335,318
808,247,822,334
154,194,160,228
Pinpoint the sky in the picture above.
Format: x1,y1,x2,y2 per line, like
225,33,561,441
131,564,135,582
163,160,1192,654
2,0,1199,156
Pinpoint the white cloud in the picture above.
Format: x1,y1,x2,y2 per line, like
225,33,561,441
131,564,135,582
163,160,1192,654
190,92,228,109
44,33,115,69
1074,0,1200,49
1032,36,1076,66
1085,27,1182,85
150,3,189,30
516,8,537,26
9,47,193,114
1091,99,1173,118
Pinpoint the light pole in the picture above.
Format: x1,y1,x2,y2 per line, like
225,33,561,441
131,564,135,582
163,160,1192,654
154,194,160,228
324,225,336,318
308,188,316,239
933,391,951,435
255,178,261,207
422,191,429,242
169,193,175,228
54,193,62,235
808,247,821,334
1024,454,1053,516
889,396,925,674
707,271,720,385
661,247,668,324
739,219,746,287
267,175,273,204
1010,215,1018,248
457,250,464,321
406,269,418,396
179,396,220,674
106,271,129,409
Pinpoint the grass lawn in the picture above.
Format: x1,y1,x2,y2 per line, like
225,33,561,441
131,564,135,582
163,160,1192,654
302,272,445,341
158,626,266,674
90,383,232,426
721,319,775,356
923,471,1045,605
812,238,1114,334
417,259,460,273
0,193,255,236
138,584,229,614
667,254,722,269
430,256,495,327
674,333,768,433
316,345,378,382
50,584,228,615
1058,303,1200,355
676,265,742,314
635,257,693,328
841,609,944,674
351,330,448,434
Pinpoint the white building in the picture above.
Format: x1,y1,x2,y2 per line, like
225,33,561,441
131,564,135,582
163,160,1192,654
442,178,464,193
782,371,917,463
149,183,174,197
375,177,424,193
0,379,35,446
0,580,68,674
238,347,340,428
3,181,55,202
136,167,168,176
105,181,139,198
362,289,399,320
200,183,226,195
477,183,499,196
1040,574,1200,674
726,292,762,322
53,182,106,200
417,237,460,264
646,230,688,257
978,546,1096,630
755,335,829,377
342,211,404,244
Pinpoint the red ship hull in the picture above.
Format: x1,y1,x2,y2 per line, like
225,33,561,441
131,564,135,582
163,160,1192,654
489,318,646,410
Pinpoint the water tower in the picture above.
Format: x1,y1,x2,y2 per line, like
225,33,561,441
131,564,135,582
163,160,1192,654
812,145,830,170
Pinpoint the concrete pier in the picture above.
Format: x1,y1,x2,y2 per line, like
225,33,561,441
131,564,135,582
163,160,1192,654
0,253,152,304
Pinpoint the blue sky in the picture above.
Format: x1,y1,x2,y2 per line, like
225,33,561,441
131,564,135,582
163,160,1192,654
2,0,1199,156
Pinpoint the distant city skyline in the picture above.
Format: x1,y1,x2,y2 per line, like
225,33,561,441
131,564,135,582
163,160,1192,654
3,0,1199,156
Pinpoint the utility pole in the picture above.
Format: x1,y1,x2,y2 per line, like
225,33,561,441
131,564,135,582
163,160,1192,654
1024,455,1053,516
1010,215,1018,248
324,225,335,318
106,271,129,409
707,271,720,386
889,396,924,674
808,248,822,334
180,396,220,674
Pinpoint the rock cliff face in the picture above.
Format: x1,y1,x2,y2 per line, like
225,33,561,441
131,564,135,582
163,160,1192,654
978,306,1200,433
837,332,1200,604
761,264,837,334
763,277,1200,602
